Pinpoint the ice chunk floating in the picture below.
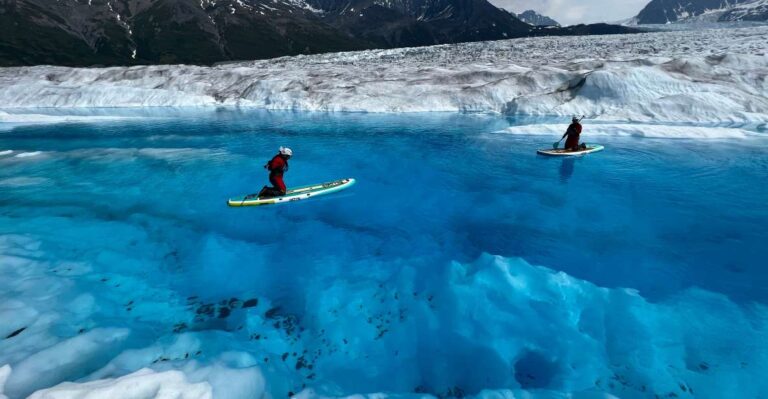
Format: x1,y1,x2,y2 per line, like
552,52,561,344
0,110,767,399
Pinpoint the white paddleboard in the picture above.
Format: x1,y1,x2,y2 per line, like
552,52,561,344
537,145,604,157
228,178,355,207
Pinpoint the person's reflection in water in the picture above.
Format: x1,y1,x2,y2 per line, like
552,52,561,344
560,158,575,182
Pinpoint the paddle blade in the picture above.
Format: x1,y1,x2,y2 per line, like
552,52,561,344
552,142,560,149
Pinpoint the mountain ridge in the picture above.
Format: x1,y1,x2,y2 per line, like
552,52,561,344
516,10,559,27
0,0,637,67
633,0,768,24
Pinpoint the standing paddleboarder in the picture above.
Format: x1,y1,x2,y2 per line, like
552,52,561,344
258,146,292,198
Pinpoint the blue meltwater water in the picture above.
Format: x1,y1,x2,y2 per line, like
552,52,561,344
0,109,767,399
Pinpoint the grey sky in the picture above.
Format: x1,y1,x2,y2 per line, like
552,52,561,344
489,0,650,25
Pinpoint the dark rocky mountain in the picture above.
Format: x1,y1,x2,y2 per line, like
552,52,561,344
0,0,368,66
634,0,768,24
516,9,559,26
529,23,634,37
301,0,533,47
0,0,638,66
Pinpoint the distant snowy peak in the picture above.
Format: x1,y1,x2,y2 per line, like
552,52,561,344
634,0,768,23
516,10,559,26
719,0,768,21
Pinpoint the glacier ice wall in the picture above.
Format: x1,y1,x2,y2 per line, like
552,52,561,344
0,27,767,124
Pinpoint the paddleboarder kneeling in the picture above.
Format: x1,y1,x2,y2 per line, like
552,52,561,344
561,116,587,151
258,146,292,198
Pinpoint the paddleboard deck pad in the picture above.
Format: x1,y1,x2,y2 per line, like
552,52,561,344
537,145,604,157
228,178,355,207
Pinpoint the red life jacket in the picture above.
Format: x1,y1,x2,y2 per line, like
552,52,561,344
266,154,288,176
566,123,582,137
565,123,582,148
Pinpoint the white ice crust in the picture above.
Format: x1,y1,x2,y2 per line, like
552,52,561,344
26,369,211,399
498,123,757,139
0,365,10,399
0,112,132,125
0,26,767,124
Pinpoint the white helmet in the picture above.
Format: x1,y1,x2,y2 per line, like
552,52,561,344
279,146,293,156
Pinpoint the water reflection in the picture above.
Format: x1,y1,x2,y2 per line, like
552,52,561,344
559,157,575,182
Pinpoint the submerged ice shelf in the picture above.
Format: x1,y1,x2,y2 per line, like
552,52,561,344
2,243,767,399
0,26,768,125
